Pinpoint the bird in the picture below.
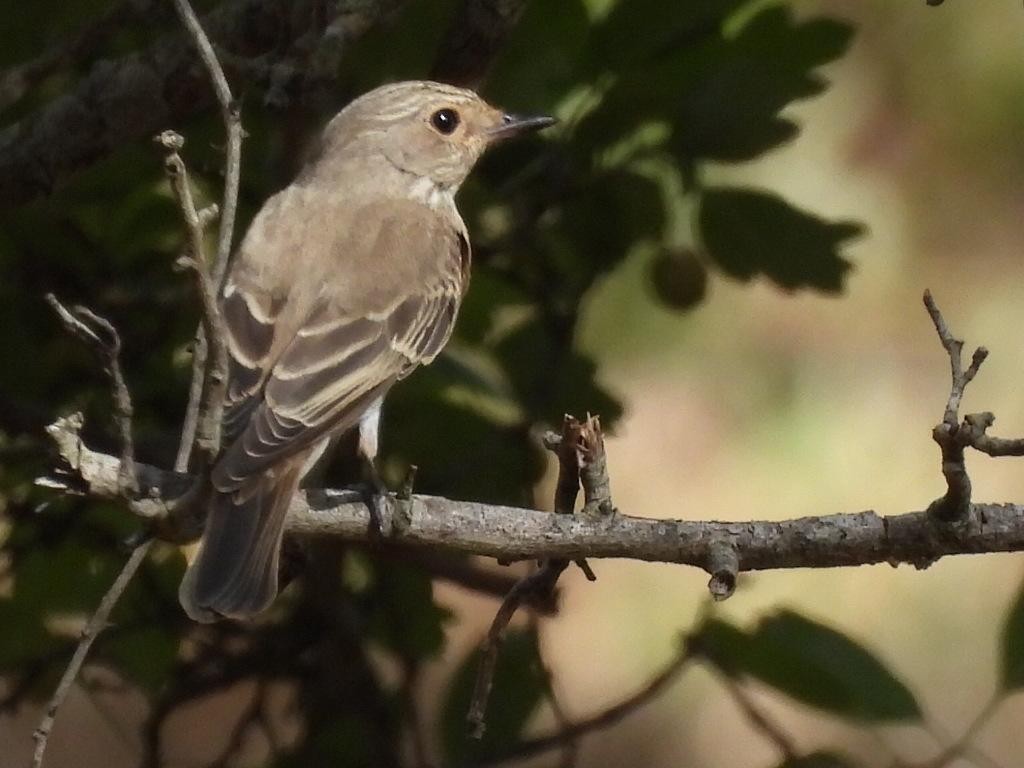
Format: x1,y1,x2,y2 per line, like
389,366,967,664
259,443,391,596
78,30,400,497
178,80,555,622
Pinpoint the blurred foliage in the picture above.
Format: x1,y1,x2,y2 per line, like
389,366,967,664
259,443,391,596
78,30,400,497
692,611,921,722
1,0,961,765
1000,572,1024,691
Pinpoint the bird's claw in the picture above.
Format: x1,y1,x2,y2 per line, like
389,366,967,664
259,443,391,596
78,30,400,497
359,464,390,538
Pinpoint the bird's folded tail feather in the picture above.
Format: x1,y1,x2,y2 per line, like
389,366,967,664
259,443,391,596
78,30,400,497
179,458,304,622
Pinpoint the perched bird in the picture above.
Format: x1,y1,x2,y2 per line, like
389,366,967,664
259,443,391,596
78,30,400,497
179,80,555,622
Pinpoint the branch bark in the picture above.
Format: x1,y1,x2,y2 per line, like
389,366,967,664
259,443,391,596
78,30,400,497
40,414,1024,575
0,0,407,209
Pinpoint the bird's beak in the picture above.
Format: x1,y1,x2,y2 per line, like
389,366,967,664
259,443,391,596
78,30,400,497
488,113,557,141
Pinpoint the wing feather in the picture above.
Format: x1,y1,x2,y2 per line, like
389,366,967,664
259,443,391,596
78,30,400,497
213,208,468,493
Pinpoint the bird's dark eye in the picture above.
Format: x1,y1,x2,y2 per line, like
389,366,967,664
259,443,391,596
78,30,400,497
430,108,460,135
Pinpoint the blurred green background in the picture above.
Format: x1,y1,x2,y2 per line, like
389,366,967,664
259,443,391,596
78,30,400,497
2,0,1024,766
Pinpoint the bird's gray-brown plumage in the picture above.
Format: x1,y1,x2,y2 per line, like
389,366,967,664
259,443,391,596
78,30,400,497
179,81,554,622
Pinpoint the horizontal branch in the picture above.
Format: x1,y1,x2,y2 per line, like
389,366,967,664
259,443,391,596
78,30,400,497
41,414,1024,581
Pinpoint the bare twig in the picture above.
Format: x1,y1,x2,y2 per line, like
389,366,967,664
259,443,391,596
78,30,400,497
706,539,739,601
911,694,1004,768
468,415,608,738
714,670,799,761
956,412,1024,458
36,298,150,767
155,130,230,470
576,415,613,520
167,0,242,287
175,332,207,472
372,545,557,610
480,646,693,765
45,295,137,496
29,540,154,768
163,0,245,476
923,290,989,521
467,561,568,739
544,417,597,579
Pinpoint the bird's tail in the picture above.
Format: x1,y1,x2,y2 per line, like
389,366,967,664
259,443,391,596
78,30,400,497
179,459,304,622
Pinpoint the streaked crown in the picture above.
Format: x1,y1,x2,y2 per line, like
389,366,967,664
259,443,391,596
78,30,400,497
318,80,555,190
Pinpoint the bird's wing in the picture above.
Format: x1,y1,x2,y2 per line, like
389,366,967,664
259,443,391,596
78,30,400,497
212,206,466,492
220,280,286,444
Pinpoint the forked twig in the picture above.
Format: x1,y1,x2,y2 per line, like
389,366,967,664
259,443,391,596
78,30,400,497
45,294,137,496
922,290,988,521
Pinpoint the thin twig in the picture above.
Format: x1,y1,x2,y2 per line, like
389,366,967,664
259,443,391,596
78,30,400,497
167,0,242,286
467,561,568,739
923,290,988,521
714,671,799,761
155,130,230,470
175,332,207,472
914,693,1004,768
576,414,613,520
544,417,597,580
480,647,693,765
30,540,154,768
469,414,608,737
163,0,243,471
45,295,137,496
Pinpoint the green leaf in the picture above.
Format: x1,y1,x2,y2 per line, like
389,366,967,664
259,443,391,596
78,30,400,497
365,563,452,660
588,0,749,71
699,187,862,292
674,7,854,162
102,627,179,694
578,5,856,164
494,315,624,430
694,612,922,722
1000,575,1024,690
485,0,591,110
440,629,547,765
734,7,855,73
0,540,120,670
560,169,667,276
383,368,546,504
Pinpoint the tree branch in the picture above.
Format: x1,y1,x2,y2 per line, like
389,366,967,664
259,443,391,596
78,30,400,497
0,0,408,209
0,0,147,115
39,409,1024,582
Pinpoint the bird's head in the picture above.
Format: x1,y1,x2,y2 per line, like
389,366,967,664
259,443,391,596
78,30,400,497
322,81,555,192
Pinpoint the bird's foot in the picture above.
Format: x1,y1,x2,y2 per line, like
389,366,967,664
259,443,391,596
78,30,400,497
359,464,390,538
